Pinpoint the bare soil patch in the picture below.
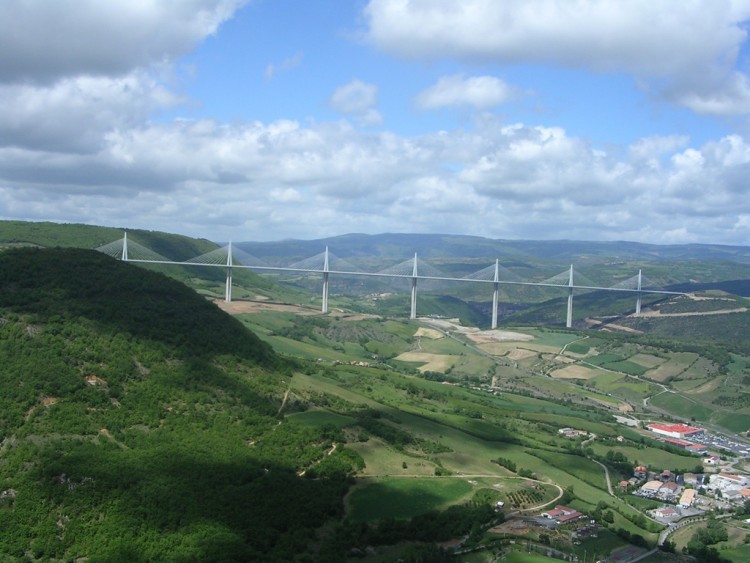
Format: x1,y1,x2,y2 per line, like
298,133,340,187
394,352,458,373
465,329,534,343
414,327,444,339
639,307,747,317
550,365,598,380
214,299,317,315
507,348,538,361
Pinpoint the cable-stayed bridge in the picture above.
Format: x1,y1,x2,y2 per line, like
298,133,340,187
97,233,686,328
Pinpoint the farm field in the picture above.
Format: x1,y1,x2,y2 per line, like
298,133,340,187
219,300,750,558
347,477,474,522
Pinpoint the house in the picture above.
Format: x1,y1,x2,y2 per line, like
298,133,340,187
683,473,699,486
679,488,697,508
659,481,680,501
640,481,664,497
541,505,582,524
558,428,587,439
634,465,648,480
704,456,721,465
654,506,680,518
655,507,678,518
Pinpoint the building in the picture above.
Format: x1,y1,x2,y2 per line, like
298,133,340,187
558,428,587,439
683,473,700,486
663,438,707,454
661,481,680,497
541,505,582,524
679,488,697,508
640,480,664,497
654,506,679,519
704,455,721,465
711,473,750,489
647,423,705,440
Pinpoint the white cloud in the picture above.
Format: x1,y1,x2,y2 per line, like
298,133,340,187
0,0,244,84
1,0,750,246
3,112,750,244
0,72,181,152
363,0,750,115
265,52,304,79
330,80,383,125
415,74,519,109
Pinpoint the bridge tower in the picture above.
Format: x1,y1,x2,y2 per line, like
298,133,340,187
410,253,418,320
322,247,329,314
225,241,233,302
566,265,574,328
122,232,129,261
635,269,642,315
491,259,500,329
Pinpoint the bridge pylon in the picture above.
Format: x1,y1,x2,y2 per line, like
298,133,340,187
566,265,574,328
491,259,500,329
410,253,418,320
225,241,233,302
322,247,329,314
635,269,642,315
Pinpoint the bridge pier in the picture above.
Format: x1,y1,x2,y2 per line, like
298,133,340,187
566,265,574,328
225,242,233,302
121,232,129,261
491,259,500,329
322,247,329,313
410,253,418,320
635,269,642,315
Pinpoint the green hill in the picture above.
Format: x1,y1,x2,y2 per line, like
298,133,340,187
0,248,358,561
0,219,314,306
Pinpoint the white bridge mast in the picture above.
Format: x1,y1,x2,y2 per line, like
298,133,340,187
635,269,642,315
121,232,128,261
322,247,329,314
491,259,500,329
410,253,418,320
225,241,233,302
566,264,574,328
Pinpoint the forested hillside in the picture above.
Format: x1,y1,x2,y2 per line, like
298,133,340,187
0,248,359,561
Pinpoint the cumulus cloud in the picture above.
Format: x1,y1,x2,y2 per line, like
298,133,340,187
330,80,382,125
0,72,181,153
363,0,750,115
415,74,519,109
2,112,750,243
0,0,244,84
1,0,750,246
265,52,304,79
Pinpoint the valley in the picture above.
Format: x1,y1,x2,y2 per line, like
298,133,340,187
2,222,750,561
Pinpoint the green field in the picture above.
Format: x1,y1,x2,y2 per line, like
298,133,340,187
347,477,474,521
649,392,713,421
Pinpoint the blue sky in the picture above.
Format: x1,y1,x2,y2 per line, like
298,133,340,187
1,1,750,245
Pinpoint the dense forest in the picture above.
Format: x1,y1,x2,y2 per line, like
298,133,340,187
0,248,361,561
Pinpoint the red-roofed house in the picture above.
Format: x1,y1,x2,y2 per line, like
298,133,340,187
541,505,582,523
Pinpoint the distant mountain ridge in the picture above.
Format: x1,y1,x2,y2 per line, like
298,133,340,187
3,220,749,265
236,232,750,263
